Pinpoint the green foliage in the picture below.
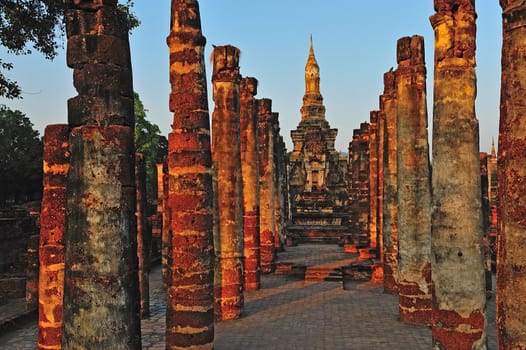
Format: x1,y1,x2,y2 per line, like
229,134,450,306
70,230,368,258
0,0,139,99
0,106,42,204
134,92,167,205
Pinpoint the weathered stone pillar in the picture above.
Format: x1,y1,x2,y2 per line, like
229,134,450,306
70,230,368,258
368,111,379,252
240,77,261,291
38,125,69,350
135,153,150,319
165,0,215,348
371,110,385,284
26,234,39,309
430,1,487,348
395,35,432,325
258,98,276,273
479,153,492,299
62,0,140,348
498,1,526,348
211,45,244,320
271,112,283,252
381,70,399,295
157,162,170,290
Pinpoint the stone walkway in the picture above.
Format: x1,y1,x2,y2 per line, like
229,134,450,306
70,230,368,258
0,244,497,349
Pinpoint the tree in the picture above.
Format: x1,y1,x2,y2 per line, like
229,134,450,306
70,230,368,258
0,0,139,99
134,92,167,205
0,106,42,204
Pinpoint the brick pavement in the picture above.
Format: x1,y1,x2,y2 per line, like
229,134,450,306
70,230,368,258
0,244,497,349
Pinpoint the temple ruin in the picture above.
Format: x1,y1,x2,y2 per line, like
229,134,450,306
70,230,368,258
287,37,349,244
2,1,523,349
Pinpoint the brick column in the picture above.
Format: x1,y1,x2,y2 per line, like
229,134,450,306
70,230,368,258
395,35,432,325
271,112,283,252
166,0,215,348
240,77,261,291
498,1,526,348
381,70,399,295
135,153,150,319
211,45,244,320
368,111,379,252
258,98,276,273
38,125,69,350
430,1,487,348
62,1,140,348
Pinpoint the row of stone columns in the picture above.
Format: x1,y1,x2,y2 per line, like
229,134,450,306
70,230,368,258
350,1,490,348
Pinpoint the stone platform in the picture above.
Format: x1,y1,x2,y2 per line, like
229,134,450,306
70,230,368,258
0,244,497,349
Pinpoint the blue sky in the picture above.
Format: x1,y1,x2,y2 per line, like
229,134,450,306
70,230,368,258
0,1,501,153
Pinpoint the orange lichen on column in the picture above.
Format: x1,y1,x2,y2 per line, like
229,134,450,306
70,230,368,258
211,45,244,321
240,77,261,291
498,1,526,348
258,98,276,273
396,35,432,325
430,1,487,348
38,124,69,350
381,70,399,295
165,0,215,348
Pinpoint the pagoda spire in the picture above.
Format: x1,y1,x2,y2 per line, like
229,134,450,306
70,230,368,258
300,35,326,121
305,34,320,94
491,137,496,158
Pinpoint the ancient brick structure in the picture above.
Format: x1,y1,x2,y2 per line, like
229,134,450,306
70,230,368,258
287,37,349,244
371,110,385,283
368,111,379,253
272,112,285,251
211,45,244,320
430,1,487,348
487,141,497,263
498,1,526,348
258,98,276,273
347,123,370,249
135,153,151,319
157,162,170,290
165,0,215,348
37,125,69,350
380,69,399,294
395,35,432,325
62,1,141,348
240,77,261,291
479,152,492,298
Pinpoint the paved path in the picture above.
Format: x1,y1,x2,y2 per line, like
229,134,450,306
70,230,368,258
0,244,497,349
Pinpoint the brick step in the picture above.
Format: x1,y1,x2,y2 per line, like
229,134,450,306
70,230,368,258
304,266,343,282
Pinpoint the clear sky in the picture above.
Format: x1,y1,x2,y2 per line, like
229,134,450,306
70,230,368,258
0,1,501,154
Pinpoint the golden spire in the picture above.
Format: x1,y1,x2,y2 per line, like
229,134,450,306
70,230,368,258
491,137,496,158
305,34,320,94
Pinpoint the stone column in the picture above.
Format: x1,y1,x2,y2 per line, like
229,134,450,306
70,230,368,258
135,153,150,319
371,110,385,283
157,162,170,290
381,70,399,295
479,153,492,298
430,1,487,348
38,124,69,350
271,112,283,252
165,0,215,348
211,45,244,320
62,1,140,348
368,111,379,252
395,35,432,325
258,98,276,273
240,77,261,291
498,1,526,348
